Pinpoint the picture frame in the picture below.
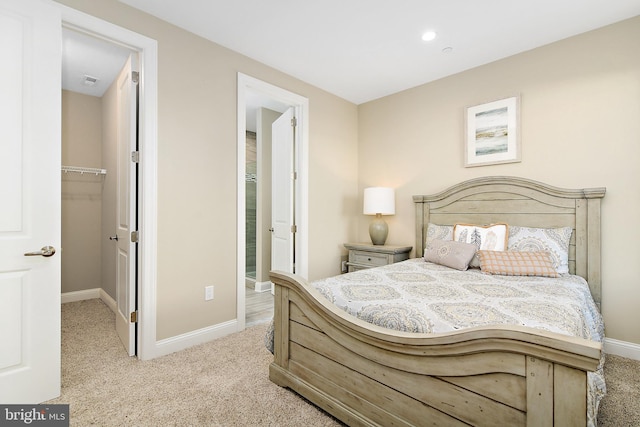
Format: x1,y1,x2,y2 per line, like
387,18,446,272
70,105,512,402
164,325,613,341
464,96,520,167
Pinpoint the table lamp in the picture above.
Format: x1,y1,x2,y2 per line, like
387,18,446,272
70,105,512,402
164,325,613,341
363,187,395,245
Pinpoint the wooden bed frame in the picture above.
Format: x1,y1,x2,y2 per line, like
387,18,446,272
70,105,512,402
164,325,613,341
269,176,606,426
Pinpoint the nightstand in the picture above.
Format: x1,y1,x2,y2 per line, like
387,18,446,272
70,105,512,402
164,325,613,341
344,243,412,272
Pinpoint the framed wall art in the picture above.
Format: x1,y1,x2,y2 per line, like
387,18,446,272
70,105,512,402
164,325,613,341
465,96,520,167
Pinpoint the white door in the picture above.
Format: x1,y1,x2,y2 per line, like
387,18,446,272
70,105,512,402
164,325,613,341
115,55,138,356
271,108,296,273
0,0,61,403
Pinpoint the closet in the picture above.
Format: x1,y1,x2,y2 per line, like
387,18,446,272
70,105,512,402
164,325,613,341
61,28,136,351
61,87,119,305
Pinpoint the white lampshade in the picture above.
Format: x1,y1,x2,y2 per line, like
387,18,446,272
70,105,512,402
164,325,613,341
363,187,395,215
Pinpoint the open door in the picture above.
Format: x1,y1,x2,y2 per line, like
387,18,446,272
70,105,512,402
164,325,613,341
271,108,296,274
0,0,61,403
114,55,139,356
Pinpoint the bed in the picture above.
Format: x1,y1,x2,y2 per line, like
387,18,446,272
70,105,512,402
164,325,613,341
268,176,606,426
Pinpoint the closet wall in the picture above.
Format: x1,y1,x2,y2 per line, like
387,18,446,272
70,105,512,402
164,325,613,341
61,90,103,294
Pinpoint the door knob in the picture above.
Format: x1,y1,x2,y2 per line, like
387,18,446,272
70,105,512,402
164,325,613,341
109,235,119,241
24,246,56,257
268,227,274,232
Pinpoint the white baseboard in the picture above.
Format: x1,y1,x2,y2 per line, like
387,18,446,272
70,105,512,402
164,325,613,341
604,337,640,361
61,288,100,303
61,288,117,314
98,289,117,314
154,319,238,358
254,281,272,292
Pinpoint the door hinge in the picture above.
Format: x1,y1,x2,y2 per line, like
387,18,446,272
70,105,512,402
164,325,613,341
131,230,139,243
291,171,297,180
291,224,297,233
291,116,297,127
131,151,140,163
131,71,139,84
130,311,138,323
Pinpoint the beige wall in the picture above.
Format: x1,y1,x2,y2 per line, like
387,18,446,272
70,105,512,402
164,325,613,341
55,0,360,340
358,17,640,345
61,90,103,293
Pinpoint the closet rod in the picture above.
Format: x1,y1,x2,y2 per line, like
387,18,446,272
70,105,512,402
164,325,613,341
61,165,107,176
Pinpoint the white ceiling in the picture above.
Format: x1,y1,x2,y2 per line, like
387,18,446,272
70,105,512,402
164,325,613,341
62,28,133,97
115,0,640,104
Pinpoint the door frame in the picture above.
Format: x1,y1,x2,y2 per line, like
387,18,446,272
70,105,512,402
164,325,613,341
236,73,309,330
57,4,159,360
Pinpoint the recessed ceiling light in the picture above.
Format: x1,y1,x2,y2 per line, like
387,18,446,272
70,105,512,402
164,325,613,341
421,31,437,42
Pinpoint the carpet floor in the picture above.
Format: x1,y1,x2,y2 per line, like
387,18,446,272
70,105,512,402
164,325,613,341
47,299,639,426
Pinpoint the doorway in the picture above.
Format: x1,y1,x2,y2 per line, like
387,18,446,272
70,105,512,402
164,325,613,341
61,26,138,355
59,4,159,360
244,104,285,326
237,73,309,330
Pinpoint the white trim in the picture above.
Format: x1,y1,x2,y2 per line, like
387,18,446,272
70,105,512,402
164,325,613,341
56,3,159,361
237,79,247,331
99,289,117,314
237,73,309,332
154,320,238,358
61,289,100,303
604,337,640,361
60,288,117,313
254,281,272,293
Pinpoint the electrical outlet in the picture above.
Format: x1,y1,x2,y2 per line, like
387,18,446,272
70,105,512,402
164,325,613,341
341,261,348,273
205,285,214,301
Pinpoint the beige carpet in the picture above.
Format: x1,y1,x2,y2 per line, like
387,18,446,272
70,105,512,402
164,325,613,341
48,299,639,426
599,353,640,427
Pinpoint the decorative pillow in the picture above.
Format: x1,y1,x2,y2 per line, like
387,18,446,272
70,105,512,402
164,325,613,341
426,223,453,245
477,250,559,278
453,223,509,267
424,239,477,271
507,226,572,274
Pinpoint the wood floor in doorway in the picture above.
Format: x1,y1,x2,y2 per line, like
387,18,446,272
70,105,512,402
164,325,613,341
246,286,273,327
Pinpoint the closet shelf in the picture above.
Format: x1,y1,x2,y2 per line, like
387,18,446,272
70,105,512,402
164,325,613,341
61,165,107,176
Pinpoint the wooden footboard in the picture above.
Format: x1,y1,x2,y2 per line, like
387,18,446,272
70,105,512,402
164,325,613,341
269,271,602,427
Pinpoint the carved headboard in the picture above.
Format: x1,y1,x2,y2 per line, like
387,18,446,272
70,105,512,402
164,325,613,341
413,176,606,306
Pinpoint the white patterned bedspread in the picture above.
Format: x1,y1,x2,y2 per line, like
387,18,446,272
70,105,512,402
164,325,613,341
266,258,606,425
314,259,602,337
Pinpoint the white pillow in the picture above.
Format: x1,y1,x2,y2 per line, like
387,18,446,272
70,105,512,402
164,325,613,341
454,223,509,268
507,226,573,274
453,223,509,251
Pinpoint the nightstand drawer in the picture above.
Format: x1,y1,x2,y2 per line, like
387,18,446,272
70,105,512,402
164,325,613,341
350,250,388,267
344,243,412,273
